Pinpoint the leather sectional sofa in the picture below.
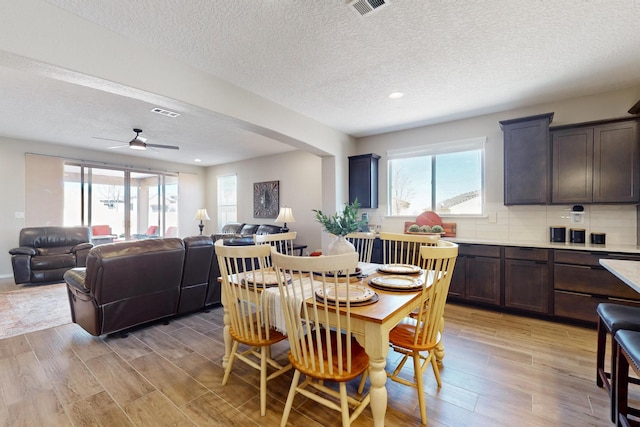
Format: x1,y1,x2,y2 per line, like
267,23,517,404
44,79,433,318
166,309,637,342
64,236,217,336
9,226,93,285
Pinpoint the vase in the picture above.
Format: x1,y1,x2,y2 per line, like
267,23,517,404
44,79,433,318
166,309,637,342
327,235,356,256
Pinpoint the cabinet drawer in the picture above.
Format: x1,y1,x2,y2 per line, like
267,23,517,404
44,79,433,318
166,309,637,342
505,247,549,262
554,264,640,300
554,250,640,267
458,244,501,258
554,291,604,323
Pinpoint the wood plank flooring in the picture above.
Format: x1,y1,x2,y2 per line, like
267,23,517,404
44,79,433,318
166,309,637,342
0,299,626,426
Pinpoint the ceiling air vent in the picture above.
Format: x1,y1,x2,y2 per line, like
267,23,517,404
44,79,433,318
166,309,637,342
151,107,180,118
349,0,389,17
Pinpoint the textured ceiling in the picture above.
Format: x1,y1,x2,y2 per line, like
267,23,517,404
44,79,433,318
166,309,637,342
2,0,640,165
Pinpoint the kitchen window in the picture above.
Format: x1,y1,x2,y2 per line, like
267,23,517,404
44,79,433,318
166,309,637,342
387,137,485,216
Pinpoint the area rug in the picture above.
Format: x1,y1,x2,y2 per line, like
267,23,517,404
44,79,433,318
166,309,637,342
0,283,71,340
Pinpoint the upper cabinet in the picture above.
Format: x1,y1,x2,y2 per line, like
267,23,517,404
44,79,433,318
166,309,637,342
500,113,554,205
349,153,380,208
551,118,640,204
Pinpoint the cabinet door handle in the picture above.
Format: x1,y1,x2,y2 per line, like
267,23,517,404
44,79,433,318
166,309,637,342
591,266,605,271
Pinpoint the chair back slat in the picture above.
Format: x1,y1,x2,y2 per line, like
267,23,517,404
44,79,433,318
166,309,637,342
216,240,274,342
345,232,375,263
254,231,297,255
379,231,440,265
414,241,458,347
271,249,359,377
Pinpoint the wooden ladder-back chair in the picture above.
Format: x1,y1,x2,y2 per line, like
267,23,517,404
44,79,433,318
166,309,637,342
345,231,375,263
379,231,440,265
253,231,297,255
270,249,370,427
215,240,292,416
387,240,458,425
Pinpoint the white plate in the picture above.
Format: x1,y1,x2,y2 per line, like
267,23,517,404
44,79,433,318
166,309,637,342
244,271,290,286
377,264,421,274
369,275,423,290
315,284,375,303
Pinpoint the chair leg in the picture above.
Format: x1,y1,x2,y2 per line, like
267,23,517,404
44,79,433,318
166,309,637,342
222,341,239,385
596,317,607,388
260,346,268,416
357,369,368,395
339,382,350,427
430,353,442,388
616,343,630,427
280,369,301,427
413,352,427,425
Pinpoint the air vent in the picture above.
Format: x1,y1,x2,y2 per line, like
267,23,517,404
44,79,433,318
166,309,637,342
349,0,388,16
150,107,180,118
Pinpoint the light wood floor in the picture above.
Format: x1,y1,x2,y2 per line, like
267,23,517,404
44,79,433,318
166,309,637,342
0,290,624,426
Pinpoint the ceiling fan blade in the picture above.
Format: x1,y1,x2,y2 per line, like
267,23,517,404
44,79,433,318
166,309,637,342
93,136,126,143
107,145,129,149
146,143,180,150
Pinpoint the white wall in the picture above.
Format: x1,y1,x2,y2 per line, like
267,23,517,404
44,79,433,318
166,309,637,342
207,150,323,254
0,136,206,277
357,85,640,245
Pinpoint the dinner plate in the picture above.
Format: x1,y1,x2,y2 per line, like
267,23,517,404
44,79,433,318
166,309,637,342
244,271,290,287
369,275,423,291
315,284,375,303
377,264,422,274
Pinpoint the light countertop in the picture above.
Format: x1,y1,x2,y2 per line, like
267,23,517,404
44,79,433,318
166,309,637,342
600,259,640,293
443,237,640,254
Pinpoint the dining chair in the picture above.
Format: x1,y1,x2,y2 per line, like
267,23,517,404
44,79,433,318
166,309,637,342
216,240,292,416
345,231,375,263
270,249,370,427
379,231,440,265
253,231,297,255
386,240,458,425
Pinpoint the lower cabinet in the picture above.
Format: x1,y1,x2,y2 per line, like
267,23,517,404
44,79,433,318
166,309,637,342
450,244,502,306
504,247,551,314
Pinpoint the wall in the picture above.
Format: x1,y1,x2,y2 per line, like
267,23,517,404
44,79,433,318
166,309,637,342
207,150,323,254
357,85,640,246
0,136,206,278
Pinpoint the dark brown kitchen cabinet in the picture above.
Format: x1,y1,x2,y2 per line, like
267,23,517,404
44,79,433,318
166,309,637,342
449,244,501,306
349,153,380,208
504,247,551,314
553,250,640,323
500,113,554,205
551,118,640,204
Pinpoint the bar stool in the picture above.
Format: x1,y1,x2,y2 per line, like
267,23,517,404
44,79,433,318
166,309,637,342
596,303,640,422
614,329,640,425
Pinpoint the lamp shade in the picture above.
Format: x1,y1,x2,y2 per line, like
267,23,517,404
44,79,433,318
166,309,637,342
275,207,295,224
194,208,211,221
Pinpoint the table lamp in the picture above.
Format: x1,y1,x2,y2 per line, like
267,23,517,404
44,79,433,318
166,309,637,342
194,208,211,235
275,207,295,232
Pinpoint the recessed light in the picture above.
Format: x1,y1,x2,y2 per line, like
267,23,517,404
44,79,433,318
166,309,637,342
388,92,404,99
194,158,202,162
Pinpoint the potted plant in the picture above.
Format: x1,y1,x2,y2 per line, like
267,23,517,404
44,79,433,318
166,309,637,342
313,199,366,255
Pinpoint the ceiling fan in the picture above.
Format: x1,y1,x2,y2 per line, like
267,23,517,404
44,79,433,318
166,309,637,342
94,128,179,151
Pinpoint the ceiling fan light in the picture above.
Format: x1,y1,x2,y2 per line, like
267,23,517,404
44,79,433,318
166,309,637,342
129,140,147,150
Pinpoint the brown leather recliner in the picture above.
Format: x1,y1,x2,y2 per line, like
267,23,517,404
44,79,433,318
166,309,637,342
9,226,93,285
64,238,185,336
177,235,214,315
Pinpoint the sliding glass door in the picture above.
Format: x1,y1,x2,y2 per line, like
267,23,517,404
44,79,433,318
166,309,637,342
64,163,178,241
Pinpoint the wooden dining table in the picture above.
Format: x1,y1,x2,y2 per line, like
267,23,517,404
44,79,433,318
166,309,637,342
221,262,430,427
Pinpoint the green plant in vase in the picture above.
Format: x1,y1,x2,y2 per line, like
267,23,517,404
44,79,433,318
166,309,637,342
313,199,367,255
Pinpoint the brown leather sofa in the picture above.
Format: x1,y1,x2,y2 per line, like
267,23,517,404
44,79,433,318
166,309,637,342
64,236,216,336
9,226,93,285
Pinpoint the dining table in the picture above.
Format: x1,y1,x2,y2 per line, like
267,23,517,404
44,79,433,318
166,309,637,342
220,261,434,427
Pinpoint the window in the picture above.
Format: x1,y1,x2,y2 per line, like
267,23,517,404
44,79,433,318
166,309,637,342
217,174,237,230
387,137,485,216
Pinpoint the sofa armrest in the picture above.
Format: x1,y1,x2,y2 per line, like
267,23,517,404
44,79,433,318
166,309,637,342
9,246,38,256
64,268,90,292
72,242,94,253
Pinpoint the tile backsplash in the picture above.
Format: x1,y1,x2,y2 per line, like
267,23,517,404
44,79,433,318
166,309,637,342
379,203,638,246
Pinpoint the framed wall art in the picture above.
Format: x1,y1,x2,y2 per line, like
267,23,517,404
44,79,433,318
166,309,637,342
253,180,279,218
